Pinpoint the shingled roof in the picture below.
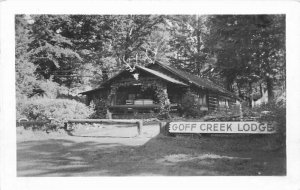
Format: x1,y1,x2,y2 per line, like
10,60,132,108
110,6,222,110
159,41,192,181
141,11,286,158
80,61,239,100
136,65,188,86
80,64,188,95
150,62,238,99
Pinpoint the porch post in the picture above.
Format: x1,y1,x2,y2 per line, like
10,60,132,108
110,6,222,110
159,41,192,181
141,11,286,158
108,86,117,105
163,88,170,104
158,83,171,119
106,86,117,119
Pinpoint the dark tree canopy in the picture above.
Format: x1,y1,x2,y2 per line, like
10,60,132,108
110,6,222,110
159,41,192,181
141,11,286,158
15,14,285,103
204,15,285,102
167,15,210,76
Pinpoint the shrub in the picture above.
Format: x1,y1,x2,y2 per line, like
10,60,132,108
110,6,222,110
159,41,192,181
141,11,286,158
245,99,286,149
89,98,108,119
180,91,206,118
17,98,93,129
204,107,242,121
256,101,286,136
238,97,286,148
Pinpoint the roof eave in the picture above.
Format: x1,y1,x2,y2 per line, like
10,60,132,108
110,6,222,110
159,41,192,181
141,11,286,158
136,65,189,86
154,61,240,100
79,87,105,95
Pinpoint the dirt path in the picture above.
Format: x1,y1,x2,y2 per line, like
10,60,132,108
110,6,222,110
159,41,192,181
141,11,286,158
17,125,286,176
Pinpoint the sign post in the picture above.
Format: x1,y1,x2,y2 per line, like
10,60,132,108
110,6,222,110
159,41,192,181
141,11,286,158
169,121,276,134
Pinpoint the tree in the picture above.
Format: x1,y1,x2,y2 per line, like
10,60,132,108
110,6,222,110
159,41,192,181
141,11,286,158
166,15,210,76
205,15,285,102
252,15,285,101
27,15,82,86
16,15,80,98
16,15,167,98
105,15,165,67
15,15,37,99
16,14,285,104
56,15,166,88
60,15,115,87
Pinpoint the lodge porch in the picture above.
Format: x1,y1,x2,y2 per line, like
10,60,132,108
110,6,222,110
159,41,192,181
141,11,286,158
108,85,182,119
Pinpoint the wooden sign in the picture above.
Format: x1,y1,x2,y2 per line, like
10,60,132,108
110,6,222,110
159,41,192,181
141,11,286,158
169,121,276,134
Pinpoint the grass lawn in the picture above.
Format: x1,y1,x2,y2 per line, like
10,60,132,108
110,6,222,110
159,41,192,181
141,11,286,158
17,124,286,176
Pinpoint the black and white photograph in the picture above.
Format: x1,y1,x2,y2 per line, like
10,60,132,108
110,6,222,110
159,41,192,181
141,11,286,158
15,13,286,176
1,1,300,190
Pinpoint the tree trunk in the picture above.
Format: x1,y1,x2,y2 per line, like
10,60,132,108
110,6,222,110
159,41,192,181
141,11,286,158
223,73,236,92
266,77,274,102
225,77,234,92
237,82,242,99
248,82,253,108
259,83,263,97
196,15,202,75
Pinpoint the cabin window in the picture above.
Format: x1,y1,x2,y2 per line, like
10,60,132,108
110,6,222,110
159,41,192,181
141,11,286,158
219,98,229,108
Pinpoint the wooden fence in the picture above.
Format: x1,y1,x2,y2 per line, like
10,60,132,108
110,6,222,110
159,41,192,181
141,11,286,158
64,119,144,135
16,118,159,136
16,119,51,128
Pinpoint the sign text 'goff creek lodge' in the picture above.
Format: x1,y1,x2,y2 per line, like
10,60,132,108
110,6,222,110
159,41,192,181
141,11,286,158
169,122,276,134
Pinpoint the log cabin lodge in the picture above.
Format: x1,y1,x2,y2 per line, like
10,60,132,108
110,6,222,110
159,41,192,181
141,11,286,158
80,62,240,119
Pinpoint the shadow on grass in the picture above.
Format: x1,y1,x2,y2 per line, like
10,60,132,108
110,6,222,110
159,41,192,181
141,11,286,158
17,133,286,176
17,139,132,176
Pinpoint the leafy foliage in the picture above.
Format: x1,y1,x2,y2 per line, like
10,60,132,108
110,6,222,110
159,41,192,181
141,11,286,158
180,90,206,118
89,98,108,119
15,15,37,99
167,15,210,76
15,15,167,99
28,15,82,78
17,98,93,128
205,15,285,101
15,14,285,122
240,96,286,148
256,100,286,137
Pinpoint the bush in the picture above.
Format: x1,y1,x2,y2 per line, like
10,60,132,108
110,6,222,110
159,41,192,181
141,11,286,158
237,97,286,148
256,101,286,136
17,98,93,129
180,91,206,118
89,98,108,119
204,109,239,121
248,100,286,149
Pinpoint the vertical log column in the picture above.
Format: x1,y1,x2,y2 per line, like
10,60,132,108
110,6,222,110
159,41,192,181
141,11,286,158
107,86,117,119
157,82,171,119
